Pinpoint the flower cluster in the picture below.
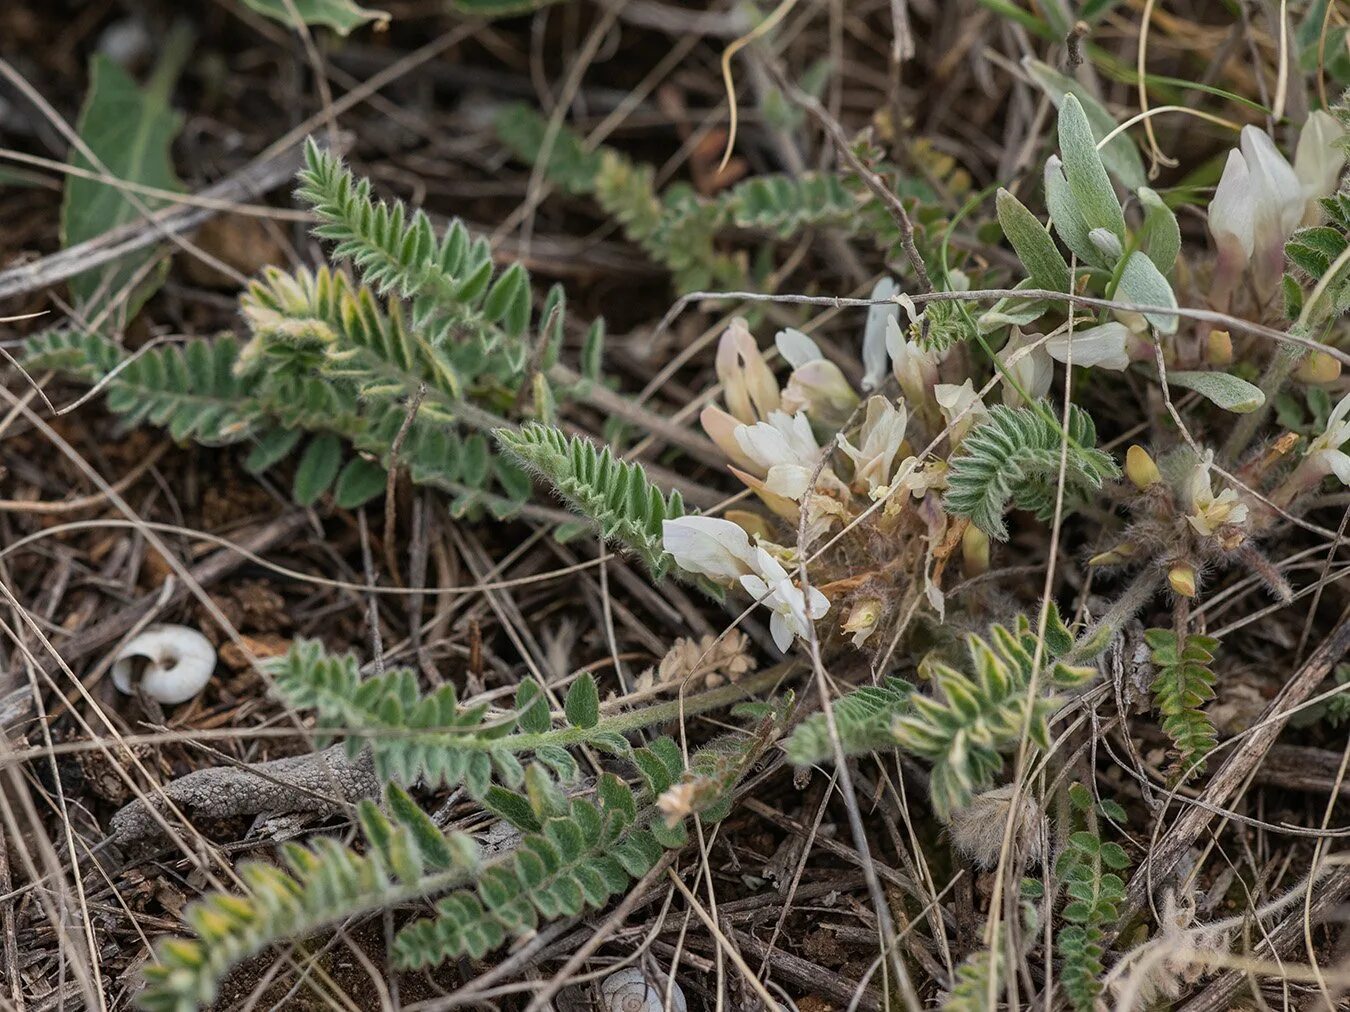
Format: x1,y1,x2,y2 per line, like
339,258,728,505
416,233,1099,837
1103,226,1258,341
662,278,1139,653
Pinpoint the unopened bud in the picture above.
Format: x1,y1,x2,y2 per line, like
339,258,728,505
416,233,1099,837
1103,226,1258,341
1294,350,1342,385
1168,563,1197,598
1205,330,1233,366
962,525,990,576
1089,542,1137,567
1126,445,1161,490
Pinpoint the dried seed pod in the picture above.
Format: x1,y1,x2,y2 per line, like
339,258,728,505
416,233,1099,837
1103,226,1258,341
111,625,216,705
598,967,687,1012
948,784,1043,868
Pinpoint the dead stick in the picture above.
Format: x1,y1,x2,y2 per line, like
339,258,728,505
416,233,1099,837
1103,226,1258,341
1177,865,1350,1012
1123,615,1350,916
0,142,310,303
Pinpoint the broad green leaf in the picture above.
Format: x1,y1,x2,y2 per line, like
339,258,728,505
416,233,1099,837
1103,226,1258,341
1057,94,1127,241
1045,156,1106,269
293,433,343,505
333,457,388,508
62,53,184,324
245,428,303,473
1137,187,1180,274
1025,58,1147,191
1167,371,1265,413
978,279,1050,334
242,0,389,34
563,673,599,729
996,188,1070,292
1115,251,1178,334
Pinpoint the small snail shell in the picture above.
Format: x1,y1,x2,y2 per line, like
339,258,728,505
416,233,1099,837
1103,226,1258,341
598,967,687,1012
111,625,216,705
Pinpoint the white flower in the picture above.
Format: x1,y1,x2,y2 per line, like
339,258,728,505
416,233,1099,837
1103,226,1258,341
777,328,859,428
934,379,988,445
997,330,1053,407
700,403,759,471
838,396,908,493
1208,119,1341,294
877,455,948,509
1184,451,1248,536
841,599,883,648
1044,322,1132,371
1294,110,1347,223
862,277,899,390
662,516,757,583
885,315,940,411
739,546,830,651
734,410,826,500
1305,390,1350,484
715,318,780,424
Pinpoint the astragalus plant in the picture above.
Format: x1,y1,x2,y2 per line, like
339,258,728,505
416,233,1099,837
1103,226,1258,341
33,55,1350,1012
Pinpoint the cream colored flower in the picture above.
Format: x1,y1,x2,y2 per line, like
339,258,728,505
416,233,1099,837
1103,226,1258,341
1045,322,1131,370
1294,109,1348,223
734,411,828,500
885,315,939,408
1304,390,1350,484
777,328,859,428
715,318,779,424
662,515,758,583
1184,451,1248,537
841,598,883,648
1207,118,1343,295
997,330,1052,407
862,277,898,390
838,396,908,494
739,546,830,652
934,379,988,445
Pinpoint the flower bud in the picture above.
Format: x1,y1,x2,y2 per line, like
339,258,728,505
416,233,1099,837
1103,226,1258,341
1168,563,1198,598
1089,542,1137,567
1204,330,1233,366
1126,445,1161,490
962,524,990,576
842,598,884,648
1294,350,1342,385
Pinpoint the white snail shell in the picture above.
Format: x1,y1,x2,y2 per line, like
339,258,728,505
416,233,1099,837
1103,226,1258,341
598,967,687,1012
111,625,216,705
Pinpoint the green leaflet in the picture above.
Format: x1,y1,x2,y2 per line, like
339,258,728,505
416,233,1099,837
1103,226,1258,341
1166,370,1264,413
495,423,684,578
139,784,479,1012
1114,250,1179,334
62,49,185,324
241,0,388,33
996,188,1070,293
1056,95,1127,244
1024,58,1147,191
